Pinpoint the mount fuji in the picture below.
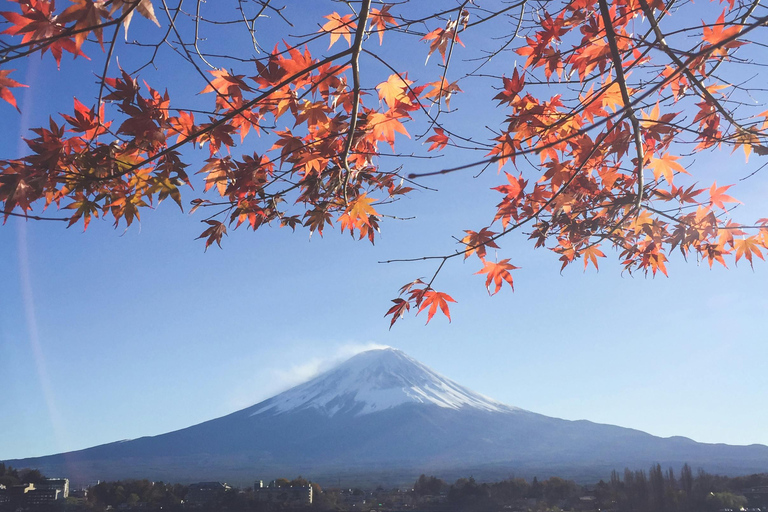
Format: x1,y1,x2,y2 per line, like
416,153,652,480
5,348,768,485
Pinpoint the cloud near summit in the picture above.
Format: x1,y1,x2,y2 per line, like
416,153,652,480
273,342,392,389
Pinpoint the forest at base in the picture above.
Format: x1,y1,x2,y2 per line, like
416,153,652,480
2,462,768,512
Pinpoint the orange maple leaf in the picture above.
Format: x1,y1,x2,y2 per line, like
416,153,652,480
423,78,462,109
385,298,410,329
196,220,227,251
702,11,745,56
370,5,398,45
734,236,765,268
321,12,357,48
460,227,499,260
367,111,410,150
417,290,456,324
493,69,525,105
421,26,463,64
339,193,380,238
709,182,740,210
426,128,450,152
581,246,606,271
476,259,518,295
647,153,688,184
376,74,412,109
0,69,28,111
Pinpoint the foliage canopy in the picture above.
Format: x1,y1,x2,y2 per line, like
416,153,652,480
2,0,768,325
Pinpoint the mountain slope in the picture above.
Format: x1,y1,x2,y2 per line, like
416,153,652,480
249,348,516,416
5,348,768,484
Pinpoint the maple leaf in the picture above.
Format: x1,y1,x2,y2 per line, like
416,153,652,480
493,69,525,106
426,128,449,152
109,0,160,38
421,26,463,64
417,290,456,324
487,133,519,170
339,193,380,239
366,111,410,150
376,74,413,109
702,11,745,56
277,44,315,78
734,236,764,269
168,111,197,144
197,121,237,156
320,12,356,49
460,228,499,260
64,196,100,230
369,5,398,45
58,0,109,51
384,298,410,329
61,98,111,140
199,157,234,196
709,182,740,210
733,129,761,162
601,82,633,113
197,220,228,251
1,1,87,67
200,69,252,102
423,78,462,109
476,259,518,295
581,246,606,271
647,153,688,184
303,206,334,237
0,70,28,111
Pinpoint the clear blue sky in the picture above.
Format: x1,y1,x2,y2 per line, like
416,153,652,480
2,0,768,464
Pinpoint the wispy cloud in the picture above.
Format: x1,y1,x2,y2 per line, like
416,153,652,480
272,342,391,390
226,342,390,410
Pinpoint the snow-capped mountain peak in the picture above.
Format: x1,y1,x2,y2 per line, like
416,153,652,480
250,347,517,417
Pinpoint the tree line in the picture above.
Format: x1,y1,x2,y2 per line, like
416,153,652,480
413,464,768,512
0,464,47,488
3,465,767,512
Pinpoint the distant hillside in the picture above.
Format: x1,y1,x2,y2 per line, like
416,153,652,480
5,348,768,485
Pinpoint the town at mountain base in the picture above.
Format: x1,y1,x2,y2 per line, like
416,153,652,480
4,348,768,485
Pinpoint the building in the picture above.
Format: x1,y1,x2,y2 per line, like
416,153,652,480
3,482,69,507
25,487,61,506
69,488,89,505
6,483,36,503
744,486,768,509
254,482,312,506
38,478,69,499
185,482,231,506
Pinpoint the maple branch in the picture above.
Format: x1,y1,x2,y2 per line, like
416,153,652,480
237,0,266,54
381,131,610,265
3,210,69,222
96,22,122,128
598,0,644,210
340,0,372,207
0,4,137,66
707,0,762,77
131,0,183,74
465,0,526,77
430,1,471,122
416,12,768,178
644,205,767,231
159,0,245,116
638,0,766,150
362,49,484,150
194,0,216,69
91,46,356,183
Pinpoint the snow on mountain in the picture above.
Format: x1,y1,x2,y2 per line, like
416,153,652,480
251,347,518,417
6,347,768,485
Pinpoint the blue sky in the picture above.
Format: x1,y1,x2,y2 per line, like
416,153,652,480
2,0,768,464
